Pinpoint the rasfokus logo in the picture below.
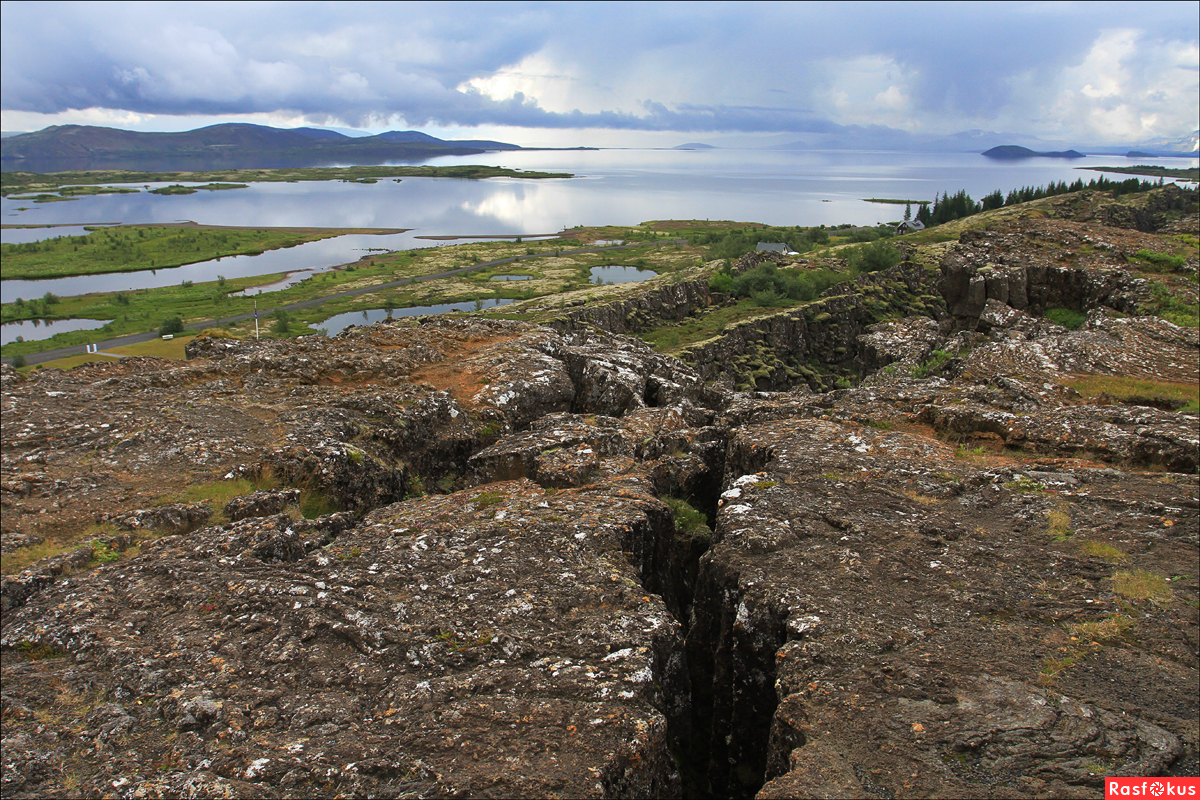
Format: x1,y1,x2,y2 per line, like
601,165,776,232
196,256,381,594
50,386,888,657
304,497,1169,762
1106,778,1199,797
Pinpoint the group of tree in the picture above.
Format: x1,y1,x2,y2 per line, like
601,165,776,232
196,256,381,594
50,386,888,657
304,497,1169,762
688,225,831,261
917,175,1166,228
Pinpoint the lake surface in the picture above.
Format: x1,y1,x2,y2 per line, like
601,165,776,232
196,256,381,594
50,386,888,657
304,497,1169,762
3,149,1195,303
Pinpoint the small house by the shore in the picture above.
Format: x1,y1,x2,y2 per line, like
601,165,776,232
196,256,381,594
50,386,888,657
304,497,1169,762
894,220,925,234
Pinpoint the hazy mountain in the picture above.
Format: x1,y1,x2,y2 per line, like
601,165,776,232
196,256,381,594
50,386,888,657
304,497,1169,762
0,123,523,172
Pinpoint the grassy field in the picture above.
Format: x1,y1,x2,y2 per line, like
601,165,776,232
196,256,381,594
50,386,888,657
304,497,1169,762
0,225,354,280
0,164,573,197
0,234,702,358
14,335,198,372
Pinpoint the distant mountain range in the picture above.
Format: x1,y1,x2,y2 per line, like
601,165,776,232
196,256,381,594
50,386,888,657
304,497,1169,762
0,123,526,172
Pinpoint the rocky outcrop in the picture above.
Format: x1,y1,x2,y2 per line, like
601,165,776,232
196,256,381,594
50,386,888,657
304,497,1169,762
116,501,213,534
680,263,944,391
224,489,302,521
548,277,714,335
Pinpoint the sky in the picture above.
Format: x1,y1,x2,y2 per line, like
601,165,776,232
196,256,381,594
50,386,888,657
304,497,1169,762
2,1,1197,148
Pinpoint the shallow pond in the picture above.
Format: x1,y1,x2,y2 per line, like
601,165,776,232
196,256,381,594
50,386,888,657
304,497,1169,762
319,298,514,335
1,317,109,345
589,265,657,284
489,274,534,281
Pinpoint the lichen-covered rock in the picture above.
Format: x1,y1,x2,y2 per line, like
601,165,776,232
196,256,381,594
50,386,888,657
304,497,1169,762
684,413,1198,799
224,489,302,521
117,502,213,534
1,478,689,799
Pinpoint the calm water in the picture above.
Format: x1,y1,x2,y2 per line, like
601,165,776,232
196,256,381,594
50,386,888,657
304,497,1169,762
590,265,657,284
320,298,513,335
3,149,1195,304
1,317,109,346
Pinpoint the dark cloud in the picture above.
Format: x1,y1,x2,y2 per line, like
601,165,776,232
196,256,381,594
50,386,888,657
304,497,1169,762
2,1,1197,140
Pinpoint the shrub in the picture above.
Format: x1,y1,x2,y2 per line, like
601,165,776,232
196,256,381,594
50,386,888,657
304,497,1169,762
729,263,847,306
11,354,27,368
159,316,185,336
846,239,902,273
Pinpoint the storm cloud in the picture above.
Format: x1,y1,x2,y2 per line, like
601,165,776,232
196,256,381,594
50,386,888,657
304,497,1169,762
2,1,1196,145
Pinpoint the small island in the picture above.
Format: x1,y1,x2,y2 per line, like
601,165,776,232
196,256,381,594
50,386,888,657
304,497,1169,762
982,145,1086,160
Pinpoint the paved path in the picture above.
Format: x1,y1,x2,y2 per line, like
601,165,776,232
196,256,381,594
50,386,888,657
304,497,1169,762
6,240,682,367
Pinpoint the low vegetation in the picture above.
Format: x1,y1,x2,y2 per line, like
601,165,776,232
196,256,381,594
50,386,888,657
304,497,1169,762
0,225,349,280
1111,569,1174,605
0,164,573,197
1062,375,1199,413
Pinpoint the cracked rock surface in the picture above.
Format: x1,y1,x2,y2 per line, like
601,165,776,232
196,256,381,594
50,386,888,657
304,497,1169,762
2,186,1197,799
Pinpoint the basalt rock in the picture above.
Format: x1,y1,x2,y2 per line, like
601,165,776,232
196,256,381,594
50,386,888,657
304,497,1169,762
224,489,303,521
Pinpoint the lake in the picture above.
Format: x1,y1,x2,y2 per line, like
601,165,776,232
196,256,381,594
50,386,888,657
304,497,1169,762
4,147,1196,306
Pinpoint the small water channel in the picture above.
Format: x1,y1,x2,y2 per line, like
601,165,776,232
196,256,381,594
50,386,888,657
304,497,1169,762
489,274,534,281
1,225,113,244
319,298,514,336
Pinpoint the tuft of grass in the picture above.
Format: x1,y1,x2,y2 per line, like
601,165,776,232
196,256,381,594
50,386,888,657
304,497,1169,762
1039,654,1078,685
1112,569,1173,605
299,490,338,519
1062,375,1199,413
662,496,713,545
472,490,505,509
1047,506,1073,541
14,640,67,660
1068,614,1133,644
1078,541,1127,562
178,478,255,506
954,444,988,459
